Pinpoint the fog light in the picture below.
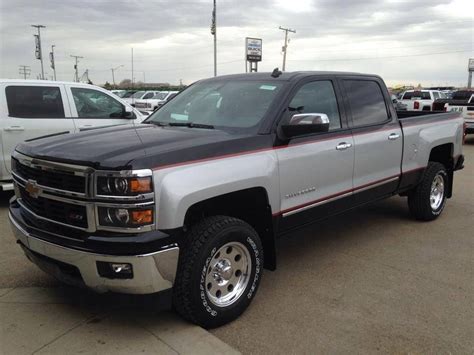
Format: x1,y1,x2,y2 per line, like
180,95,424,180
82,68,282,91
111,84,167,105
111,263,132,274
96,261,133,279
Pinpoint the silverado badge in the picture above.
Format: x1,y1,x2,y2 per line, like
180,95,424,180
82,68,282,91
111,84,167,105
25,180,41,199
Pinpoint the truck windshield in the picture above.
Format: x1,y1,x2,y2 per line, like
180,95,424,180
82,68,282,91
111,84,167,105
147,80,284,131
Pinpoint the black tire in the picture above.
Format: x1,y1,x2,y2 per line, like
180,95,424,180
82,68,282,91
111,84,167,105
408,162,448,221
173,216,263,328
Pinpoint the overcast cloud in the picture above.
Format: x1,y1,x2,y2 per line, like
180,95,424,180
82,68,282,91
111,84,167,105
0,0,472,86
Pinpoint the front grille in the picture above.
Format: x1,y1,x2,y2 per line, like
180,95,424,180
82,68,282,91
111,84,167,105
13,158,86,193
19,186,88,228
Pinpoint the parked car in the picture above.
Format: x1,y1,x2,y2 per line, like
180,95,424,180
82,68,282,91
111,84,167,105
9,72,464,328
445,92,474,134
399,90,446,111
134,91,180,111
123,91,159,107
0,79,146,191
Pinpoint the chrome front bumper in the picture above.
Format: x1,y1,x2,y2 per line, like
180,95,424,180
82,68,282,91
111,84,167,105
9,213,179,294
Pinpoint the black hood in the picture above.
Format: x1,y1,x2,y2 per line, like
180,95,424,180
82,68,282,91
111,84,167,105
16,124,273,170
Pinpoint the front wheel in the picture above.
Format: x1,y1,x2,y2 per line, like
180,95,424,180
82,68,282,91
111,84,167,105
173,216,263,328
408,162,448,221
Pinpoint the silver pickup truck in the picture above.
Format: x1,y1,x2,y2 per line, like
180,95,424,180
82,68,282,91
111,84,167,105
9,71,465,328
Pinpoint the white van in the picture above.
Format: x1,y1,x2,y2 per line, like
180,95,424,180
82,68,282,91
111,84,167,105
0,79,146,190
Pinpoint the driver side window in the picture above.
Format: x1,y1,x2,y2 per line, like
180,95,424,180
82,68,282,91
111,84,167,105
71,88,125,118
289,81,341,130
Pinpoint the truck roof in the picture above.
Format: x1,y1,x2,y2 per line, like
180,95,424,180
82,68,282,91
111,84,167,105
201,71,381,82
0,78,98,87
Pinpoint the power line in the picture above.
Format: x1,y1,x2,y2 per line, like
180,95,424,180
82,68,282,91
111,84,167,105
291,48,473,63
279,26,296,71
70,55,83,82
19,65,31,79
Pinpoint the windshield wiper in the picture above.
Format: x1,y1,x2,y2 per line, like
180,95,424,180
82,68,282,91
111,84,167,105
168,122,215,129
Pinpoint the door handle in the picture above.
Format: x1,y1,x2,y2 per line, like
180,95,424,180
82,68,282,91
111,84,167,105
388,133,400,140
336,142,352,151
4,126,25,131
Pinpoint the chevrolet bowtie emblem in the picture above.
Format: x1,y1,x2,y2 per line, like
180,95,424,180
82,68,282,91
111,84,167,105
25,180,42,199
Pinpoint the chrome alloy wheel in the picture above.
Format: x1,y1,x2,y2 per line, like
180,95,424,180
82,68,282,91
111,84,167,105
430,174,445,210
205,242,252,307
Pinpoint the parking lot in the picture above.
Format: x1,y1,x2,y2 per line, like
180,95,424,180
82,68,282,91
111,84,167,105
1,138,473,354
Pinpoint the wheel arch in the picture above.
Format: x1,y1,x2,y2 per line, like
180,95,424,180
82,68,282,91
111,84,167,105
184,187,277,270
428,143,454,198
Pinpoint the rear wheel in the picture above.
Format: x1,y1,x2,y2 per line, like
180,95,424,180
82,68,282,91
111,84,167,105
173,216,263,328
408,162,448,221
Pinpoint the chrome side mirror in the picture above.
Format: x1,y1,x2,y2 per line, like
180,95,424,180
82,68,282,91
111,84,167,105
281,113,330,138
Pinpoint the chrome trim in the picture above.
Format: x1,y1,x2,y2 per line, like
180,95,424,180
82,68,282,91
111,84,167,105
12,172,87,198
17,199,92,232
282,177,400,218
282,191,353,217
353,177,399,194
13,151,91,176
12,152,157,234
9,212,179,295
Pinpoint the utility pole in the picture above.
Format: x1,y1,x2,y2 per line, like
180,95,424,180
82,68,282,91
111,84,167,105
50,45,56,81
70,55,83,82
31,25,46,79
111,64,124,87
279,26,296,71
211,0,217,76
131,48,134,88
19,65,31,79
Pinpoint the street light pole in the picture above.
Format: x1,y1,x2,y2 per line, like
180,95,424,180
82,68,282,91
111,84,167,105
31,25,46,79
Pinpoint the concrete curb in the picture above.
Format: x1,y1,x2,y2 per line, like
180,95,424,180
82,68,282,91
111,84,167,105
0,287,240,355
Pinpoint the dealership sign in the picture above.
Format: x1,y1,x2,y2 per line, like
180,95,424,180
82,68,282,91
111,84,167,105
469,58,474,72
246,37,262,62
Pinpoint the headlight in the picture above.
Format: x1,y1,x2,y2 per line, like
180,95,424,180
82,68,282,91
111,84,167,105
98,207,153,227
97,176,153,196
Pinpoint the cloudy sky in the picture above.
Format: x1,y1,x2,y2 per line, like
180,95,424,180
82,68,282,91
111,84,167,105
0,0,472,87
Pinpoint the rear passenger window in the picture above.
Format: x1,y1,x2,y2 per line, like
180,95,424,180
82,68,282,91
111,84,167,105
343,80,389,126
288,81,341,130
6,86,65,118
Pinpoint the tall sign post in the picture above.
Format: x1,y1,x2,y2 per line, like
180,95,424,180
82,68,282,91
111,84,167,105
50,45,56,81
245,37,262,73
468,58,474,89
32,25,46,80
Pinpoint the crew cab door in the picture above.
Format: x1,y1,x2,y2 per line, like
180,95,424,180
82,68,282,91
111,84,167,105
0,83,74,174
276,79,354,230
66,85,138,132
341,78,403,205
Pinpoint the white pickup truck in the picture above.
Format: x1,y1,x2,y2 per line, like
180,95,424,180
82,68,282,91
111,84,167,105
0,80,145,191
399,90,446,111
445,92,474,134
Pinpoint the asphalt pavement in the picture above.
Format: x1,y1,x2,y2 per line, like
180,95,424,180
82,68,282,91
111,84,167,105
1,138,473,354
